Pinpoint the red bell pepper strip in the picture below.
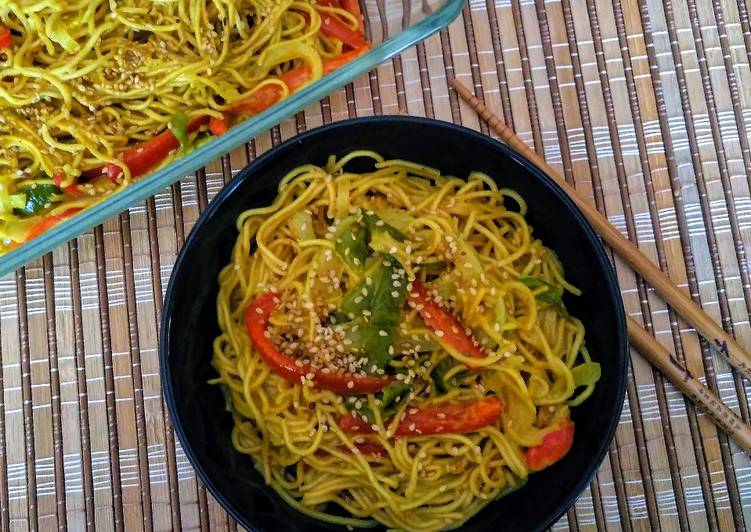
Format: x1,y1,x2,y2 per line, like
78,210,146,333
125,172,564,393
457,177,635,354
229,46,369,116
354,441,384,456
245,292,394,394
317,8,366,49
408,280,486,361
209,115,231,136
0,27,11,50
524,420,575,472
339,0,364,36
301,0,364,49
340,397,503,436
85,115,210,183
25,208,83,242
53,173,87,198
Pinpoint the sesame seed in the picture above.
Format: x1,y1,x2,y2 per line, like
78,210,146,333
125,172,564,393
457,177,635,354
435,330,445,337
347,381,354,389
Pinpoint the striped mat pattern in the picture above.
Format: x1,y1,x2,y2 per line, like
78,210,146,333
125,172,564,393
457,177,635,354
3,0,751,529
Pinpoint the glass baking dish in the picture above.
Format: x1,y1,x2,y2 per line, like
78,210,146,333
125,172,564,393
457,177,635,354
0,0,464,276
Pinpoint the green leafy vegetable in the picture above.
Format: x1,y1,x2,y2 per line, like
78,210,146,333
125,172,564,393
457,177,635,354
169,113,190,150
343,381,411,424
431,358,455,394
369,230,405,256
453,233,486,283
395,331,440,353
290,210,315,241
374,208,414,232
520,276,568,316
12,184,61,217
334,212,409,270
380,382,411,418
369,257,407,327
48,19,78,52
344,396,374,424
363,213,405,241
337,256,408,371
419,261,447,274
494,297,507,331
9,193,27,211
572,362,601,387
334,216,368,270
568,361,601,406
341,319,395,371
430,359,469,394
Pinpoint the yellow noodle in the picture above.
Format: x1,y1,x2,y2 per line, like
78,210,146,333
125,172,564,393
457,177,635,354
0,0,363,251
213,152,600,530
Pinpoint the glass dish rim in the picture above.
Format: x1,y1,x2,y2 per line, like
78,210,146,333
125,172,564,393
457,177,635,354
0,0,465,276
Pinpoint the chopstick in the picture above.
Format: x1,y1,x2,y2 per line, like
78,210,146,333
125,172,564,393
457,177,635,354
449,77,751,454
629,321,751,452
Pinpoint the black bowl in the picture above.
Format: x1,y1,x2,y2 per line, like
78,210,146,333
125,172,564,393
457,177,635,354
160,116,627,532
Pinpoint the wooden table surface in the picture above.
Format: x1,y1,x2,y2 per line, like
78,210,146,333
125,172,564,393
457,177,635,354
3,0,751,529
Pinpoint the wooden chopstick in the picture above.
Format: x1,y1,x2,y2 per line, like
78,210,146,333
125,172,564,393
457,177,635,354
449,77,751,453
629,321,751,452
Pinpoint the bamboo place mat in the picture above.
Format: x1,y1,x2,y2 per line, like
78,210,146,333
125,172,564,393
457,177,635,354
3,0,751,529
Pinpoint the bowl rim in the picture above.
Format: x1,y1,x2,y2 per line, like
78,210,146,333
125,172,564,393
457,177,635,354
160,115,628,532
